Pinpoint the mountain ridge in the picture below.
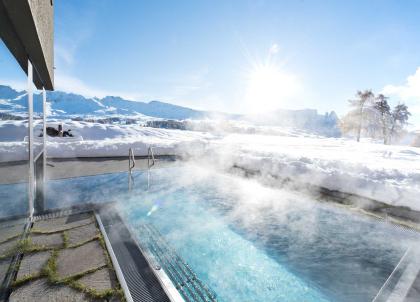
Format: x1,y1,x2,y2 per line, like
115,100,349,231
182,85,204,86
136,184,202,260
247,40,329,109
0,85,209,119
0,84,341,136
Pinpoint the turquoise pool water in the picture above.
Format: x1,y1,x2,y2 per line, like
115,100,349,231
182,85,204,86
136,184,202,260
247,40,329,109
0,182,28,217
43,165,420,302
118,167,418,302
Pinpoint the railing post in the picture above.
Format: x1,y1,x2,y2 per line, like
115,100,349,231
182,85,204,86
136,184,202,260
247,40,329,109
128,148,135,191
42,87,47,184
147,146,155,190
34,87,47,214
148,146,155,169
28,59,34,218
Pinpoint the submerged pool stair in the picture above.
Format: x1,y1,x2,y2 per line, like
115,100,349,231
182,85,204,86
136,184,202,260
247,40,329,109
373,246,420,302
139,224,218,302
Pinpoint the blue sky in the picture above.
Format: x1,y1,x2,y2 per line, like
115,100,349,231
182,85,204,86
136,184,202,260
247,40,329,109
1,0,420,125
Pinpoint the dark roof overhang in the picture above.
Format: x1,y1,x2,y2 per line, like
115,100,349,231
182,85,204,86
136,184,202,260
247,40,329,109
0,0,54,90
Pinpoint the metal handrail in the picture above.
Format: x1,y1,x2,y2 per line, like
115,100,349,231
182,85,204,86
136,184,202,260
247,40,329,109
129,146,154,191
34,150,44,162
148,146,155,169
147,146,155,190
128,148,135,191
129,148,136,174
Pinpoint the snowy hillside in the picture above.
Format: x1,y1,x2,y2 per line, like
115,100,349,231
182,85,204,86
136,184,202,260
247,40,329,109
0,85,340,136
0,85,206,120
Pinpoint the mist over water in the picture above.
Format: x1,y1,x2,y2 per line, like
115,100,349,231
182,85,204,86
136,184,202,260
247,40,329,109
114,164,418,302
0,182,28,217
9,162,416,301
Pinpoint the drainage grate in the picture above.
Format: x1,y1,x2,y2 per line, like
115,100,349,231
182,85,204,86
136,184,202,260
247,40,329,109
139,224,217,302
99,211,171,302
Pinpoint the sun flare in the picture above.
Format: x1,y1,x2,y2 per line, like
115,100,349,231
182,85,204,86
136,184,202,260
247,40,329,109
245,63,299,114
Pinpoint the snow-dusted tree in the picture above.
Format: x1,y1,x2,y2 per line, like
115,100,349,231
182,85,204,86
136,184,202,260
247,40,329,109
343,90,375,142
374,94,391,144
389,103,411,143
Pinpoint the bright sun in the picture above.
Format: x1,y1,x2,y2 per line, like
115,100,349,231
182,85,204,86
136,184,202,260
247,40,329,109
245,63,299,114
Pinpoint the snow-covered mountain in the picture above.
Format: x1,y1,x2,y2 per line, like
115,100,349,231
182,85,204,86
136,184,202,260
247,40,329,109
0,85,340,136
0,85,206,120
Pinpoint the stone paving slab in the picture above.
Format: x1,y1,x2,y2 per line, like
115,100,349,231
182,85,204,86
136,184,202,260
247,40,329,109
7,212,123,301
0,224,24,243
56,240,107,279
0,257,11,284
0,219,26,229
9,278,94,302
30,233,64,249
0,237,19,257
33,213,94,233
67,223,99,246
16,251,51,280
77,267,117,293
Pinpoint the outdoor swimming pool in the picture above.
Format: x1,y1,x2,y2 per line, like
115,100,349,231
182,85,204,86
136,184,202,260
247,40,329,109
0,182,27,217
1,164,419,301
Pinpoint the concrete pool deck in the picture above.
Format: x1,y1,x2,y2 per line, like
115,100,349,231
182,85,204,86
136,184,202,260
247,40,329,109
0,205,177,302
0,156,177,184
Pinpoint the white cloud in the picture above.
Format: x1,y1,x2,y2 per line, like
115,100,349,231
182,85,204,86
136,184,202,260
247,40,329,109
55,73,144,100
382,67,420,128
383,67,420,99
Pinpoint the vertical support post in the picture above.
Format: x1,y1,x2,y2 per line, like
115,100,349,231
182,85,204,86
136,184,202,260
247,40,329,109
28,60,34,218
32,87,47,214
42,87,47,183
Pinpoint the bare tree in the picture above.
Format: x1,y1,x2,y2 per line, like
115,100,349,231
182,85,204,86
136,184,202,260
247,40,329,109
374,94,391,144
389,103,411,143
348,90,375,142
342,91,411,145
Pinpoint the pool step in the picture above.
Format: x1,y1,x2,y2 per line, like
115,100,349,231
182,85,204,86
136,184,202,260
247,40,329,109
373,246,420,302
387,247,420,302
138,224,217,302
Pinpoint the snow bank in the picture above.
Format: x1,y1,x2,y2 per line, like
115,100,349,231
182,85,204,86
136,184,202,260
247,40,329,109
0,120,213,161
189,133,420,211
1,120,419,211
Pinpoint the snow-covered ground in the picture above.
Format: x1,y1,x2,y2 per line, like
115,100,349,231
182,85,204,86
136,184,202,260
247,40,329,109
0,120,213,160
196,134,420,211
0,119,419,211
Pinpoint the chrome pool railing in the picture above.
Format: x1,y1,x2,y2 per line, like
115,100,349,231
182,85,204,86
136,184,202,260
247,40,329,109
147,146,155,190
129,148,136,173
128,148,136,191
148,146,155,169
129,146,155,191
